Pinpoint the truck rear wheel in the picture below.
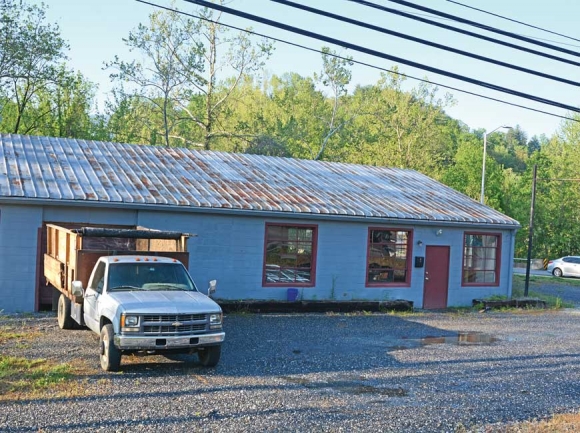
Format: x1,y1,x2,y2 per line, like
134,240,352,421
198,345,221,367
57,294,75,330
100,324,122,372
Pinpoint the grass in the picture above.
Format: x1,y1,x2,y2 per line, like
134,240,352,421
0,326,27,343
466,275,576,311
512,275,575,308
463,411,580,432
0,319,105,400
0,356,73,395
0,325,40,344
0,355,106,400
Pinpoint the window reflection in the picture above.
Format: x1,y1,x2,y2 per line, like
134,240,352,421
367,229,410,284
463,234,500,284
264,225,316,285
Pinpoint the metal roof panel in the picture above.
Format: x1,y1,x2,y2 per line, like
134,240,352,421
0,134,520,227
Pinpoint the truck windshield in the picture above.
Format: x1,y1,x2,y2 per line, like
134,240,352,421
107,263,198,292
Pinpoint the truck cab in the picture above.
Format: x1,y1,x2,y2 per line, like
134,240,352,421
72,256,224,371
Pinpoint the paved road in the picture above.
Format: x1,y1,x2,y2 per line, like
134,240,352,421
2,310,580,432
512,267,551,277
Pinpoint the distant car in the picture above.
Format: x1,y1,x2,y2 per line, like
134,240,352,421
547,256,580,277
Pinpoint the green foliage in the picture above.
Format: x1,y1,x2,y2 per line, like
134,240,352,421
0,0,105,139
3,0,580,259
106,3,272,150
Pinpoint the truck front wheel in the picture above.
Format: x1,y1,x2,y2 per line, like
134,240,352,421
57,294,75,330
198,345,221,367
100,324,122,372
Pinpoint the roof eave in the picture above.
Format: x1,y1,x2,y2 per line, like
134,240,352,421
0,197,521,230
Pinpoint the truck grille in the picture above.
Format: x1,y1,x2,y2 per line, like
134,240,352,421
143,314,206,322
140,314,208,336
144,324,206,334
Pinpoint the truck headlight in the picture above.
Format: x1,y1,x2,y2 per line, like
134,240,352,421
209,313,222,329
121,314,140,331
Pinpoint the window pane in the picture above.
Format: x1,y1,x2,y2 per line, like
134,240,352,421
267,225,284,240
297,253,311,268
483,271,497,283
394,245,407,259
393,269,407,282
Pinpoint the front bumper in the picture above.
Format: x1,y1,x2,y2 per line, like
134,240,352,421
114,332,225,350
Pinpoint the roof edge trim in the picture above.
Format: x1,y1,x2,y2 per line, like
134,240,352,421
0,197,521,230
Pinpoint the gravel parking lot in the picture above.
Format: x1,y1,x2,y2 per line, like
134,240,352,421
2,307,580,433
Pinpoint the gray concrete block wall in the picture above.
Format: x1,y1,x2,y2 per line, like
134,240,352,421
43,206,138,226
0,202,517,312
137,211,515,308
0,205,43,312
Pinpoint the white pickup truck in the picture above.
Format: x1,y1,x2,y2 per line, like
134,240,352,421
70,256,224,371
44,224,224,372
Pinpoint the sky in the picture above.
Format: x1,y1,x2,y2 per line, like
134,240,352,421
35,0,580,140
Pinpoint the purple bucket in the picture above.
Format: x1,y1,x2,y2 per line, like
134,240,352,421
287,288,299,302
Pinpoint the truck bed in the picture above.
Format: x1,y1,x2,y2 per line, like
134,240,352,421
44,224,193,302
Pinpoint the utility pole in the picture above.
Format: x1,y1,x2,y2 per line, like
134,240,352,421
524,164,537,297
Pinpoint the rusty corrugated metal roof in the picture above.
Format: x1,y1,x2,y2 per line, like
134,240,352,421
0,134,519,227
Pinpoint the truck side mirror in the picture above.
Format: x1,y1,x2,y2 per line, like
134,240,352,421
71,280,84,297
208,279,217,296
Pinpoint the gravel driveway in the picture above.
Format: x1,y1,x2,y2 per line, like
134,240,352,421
2,308,580,433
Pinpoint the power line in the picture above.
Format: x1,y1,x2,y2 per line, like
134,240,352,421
346,1,580,68
271,0,580,88
134,0,579,123
381,0,580,58
513,35,580,50
402,7,580,49
180,0,580,114
446,0,580,44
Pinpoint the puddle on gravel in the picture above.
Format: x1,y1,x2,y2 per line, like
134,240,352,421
388,332,499,351
282,377,408,397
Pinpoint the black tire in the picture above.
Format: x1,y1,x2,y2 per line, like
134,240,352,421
553,268,563,278
198,345,221,367
57,294,75,330
100,323,122,372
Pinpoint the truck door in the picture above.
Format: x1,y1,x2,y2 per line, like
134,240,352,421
84,261,106,333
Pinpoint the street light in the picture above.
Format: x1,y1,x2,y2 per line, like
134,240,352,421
480,125,512,204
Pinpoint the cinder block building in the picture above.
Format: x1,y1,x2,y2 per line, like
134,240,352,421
0,134,520,312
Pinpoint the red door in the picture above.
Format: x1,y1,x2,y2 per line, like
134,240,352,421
423,246,450,309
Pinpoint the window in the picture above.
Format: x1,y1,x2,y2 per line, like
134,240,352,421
366,228,411,286
563,257,580,264
463,233,501,285
91,261,106,294
263,224,317,286
107,263,197,292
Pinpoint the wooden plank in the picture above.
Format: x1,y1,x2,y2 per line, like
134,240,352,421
44,254,64,291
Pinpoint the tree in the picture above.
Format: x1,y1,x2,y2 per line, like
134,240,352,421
106,8,204,147
482,125,528,173
46,67,100,139
0,0,67,133
178,5,273,150
107,3,272,150
440,131,506,210
312,47,354,160
346,70,455,176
